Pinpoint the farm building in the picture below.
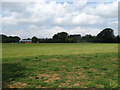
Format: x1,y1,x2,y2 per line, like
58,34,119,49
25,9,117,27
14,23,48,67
19,40,32,43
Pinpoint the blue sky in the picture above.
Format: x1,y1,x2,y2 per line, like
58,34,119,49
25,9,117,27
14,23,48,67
1,0,118,38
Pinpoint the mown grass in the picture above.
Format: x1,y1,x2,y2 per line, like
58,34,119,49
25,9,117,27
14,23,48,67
3,43,118,58
2,43,119,88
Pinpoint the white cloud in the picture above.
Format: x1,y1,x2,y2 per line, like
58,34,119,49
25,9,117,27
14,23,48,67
1,0,118,38
2,2,31,13
28,25,66,38
83,1,118,19
95,3,118,18
27,25,101,38
2,13,18,25
107,21,118,35
68,27,101,36
72,13,103,25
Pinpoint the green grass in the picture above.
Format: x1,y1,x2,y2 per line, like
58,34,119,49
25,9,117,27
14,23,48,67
3,43,118,58
2,43,119,88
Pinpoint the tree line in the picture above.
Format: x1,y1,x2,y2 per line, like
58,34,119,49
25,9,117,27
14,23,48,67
0,35,20,43
0,28,120,43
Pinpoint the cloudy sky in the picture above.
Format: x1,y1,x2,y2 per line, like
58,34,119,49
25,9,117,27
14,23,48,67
1,0,119,39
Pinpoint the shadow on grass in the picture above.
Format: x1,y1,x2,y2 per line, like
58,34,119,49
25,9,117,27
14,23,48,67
2,63,26,87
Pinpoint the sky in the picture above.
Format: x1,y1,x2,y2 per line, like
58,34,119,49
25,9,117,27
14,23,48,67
0,0,119,39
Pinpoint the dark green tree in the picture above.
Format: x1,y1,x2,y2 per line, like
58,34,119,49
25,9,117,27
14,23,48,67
116,35,120,43
32,36,39,43
96,28,115,43
27,38,31,40
67,34,81,43
1,34,20,43
52,32,68,42
82,34,96,42
8,36,20,43
1,34,8,43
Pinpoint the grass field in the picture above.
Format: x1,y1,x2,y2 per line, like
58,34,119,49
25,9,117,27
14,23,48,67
2,43,119,88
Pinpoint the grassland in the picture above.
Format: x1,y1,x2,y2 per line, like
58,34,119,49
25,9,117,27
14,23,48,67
2,43,119,88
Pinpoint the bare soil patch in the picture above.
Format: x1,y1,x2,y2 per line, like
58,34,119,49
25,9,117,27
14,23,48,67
44,58,63,62
4,82,28,88
38,73,61,83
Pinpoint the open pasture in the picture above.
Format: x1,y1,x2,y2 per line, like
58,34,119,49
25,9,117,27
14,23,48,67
2,43,119,88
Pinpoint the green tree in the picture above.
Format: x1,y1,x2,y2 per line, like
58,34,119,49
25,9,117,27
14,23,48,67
67,34,81,43
116,35,120,43
82,34,96,42
9,36,20,43
96,28,115,43
32,36,39,43
1,34,8,43
1,34,20,43
52,32,68,42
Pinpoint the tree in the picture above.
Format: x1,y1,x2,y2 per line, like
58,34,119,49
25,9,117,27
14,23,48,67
32,36,39,43
82,34,96,42
1,34,20,43
52,32,69,42
27,38,31,40
1,34,8,43
96,28,115,43
67,34,81,43
9,36,20,43
116,35,120,43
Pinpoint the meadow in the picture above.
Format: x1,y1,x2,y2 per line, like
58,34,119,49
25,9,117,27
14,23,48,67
2,43,119,88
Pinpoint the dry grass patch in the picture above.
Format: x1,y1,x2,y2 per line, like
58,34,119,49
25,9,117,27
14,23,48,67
44,58,63,62
59,80,85,88
67,71,87,80
38,73,61,83
88,68,97,72
59,80,71,88
111,58,118,61
4,82,28,88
